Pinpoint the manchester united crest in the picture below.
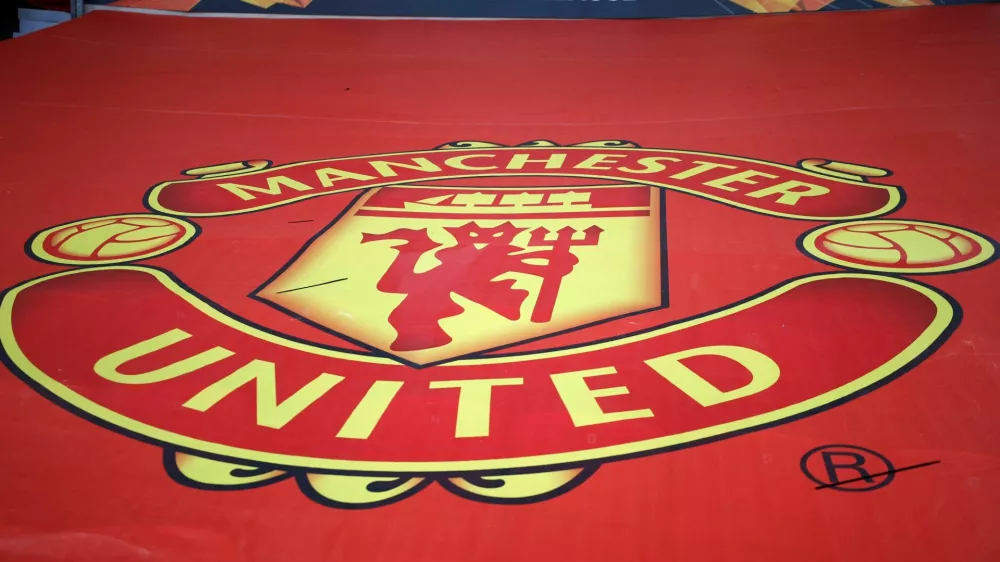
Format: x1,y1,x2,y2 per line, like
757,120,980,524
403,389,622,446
2,140,995,508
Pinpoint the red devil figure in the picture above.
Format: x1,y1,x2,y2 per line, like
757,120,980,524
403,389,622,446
362,221,602,352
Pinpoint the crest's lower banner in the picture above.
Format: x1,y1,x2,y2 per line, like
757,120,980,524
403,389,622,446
2,266,954,473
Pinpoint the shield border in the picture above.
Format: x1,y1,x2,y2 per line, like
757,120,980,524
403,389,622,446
249,183,670,368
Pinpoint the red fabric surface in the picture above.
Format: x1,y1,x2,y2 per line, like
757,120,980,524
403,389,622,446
0,7,998,562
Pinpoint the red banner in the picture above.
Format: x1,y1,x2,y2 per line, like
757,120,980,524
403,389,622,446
2,266,953,473
146,147,903,220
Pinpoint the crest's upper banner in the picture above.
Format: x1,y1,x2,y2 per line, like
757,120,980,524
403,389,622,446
146,147,903,220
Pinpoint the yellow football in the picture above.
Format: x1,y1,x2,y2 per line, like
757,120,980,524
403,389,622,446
36,215,194,264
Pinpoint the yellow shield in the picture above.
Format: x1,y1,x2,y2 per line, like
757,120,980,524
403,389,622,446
255,183,666,365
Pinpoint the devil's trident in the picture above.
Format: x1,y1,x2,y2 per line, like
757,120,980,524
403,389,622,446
525,225,603,323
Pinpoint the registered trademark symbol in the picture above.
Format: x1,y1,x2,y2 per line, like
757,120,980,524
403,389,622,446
800,444,940,492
